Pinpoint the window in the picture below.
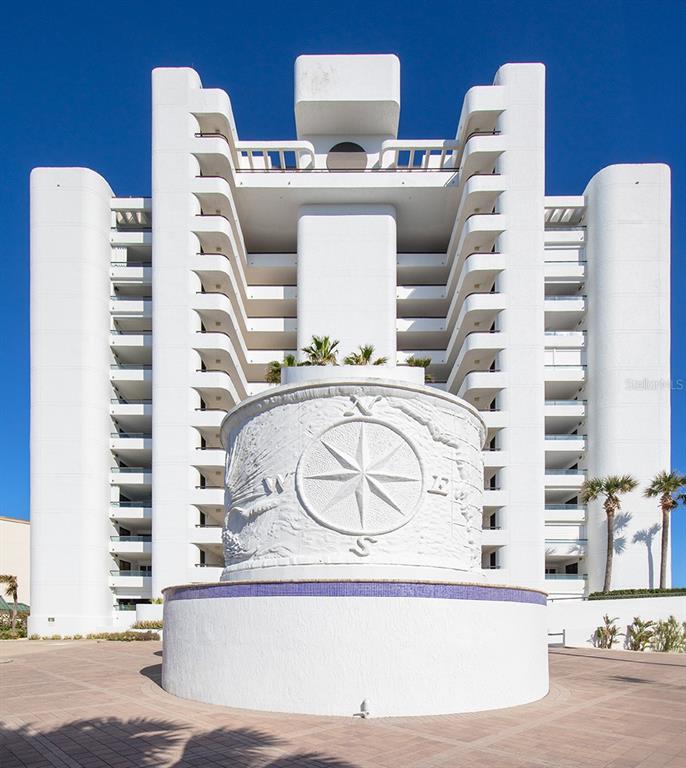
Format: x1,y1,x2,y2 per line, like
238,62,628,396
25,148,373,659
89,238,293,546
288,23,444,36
326,142,367,171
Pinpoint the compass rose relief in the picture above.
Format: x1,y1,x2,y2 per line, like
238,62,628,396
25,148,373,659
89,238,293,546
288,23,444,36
296,419,424,536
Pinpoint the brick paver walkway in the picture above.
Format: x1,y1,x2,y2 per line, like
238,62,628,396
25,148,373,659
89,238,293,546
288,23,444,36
1,641,684,767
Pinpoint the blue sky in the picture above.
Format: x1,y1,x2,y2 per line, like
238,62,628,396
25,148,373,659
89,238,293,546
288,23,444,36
1,1,684,582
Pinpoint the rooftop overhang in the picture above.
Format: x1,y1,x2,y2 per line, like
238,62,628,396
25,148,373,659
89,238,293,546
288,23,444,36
294,54,400,138
544,196,586,226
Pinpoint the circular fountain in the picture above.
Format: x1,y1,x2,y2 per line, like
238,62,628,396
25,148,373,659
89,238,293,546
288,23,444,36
162,369,548,717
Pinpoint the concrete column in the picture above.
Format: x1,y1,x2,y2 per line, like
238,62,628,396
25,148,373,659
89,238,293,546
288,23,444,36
29,167,114,634
493,64,547,589
584,164,671,592
151,68,203,596
296,205,397,362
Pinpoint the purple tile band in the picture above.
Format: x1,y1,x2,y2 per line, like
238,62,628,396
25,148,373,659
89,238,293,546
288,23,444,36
164,581,546,605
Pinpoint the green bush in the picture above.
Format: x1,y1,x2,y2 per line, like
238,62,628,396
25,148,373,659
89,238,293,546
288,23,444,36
132,620,163,630
625,617,654,651
85,631,160,641
0,628,26,639
650,616,686,653
28,633,40,640
588,588,686,601
593,615,622,649
0,612,28,630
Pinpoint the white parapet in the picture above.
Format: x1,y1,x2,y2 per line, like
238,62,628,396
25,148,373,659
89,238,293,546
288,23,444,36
163,582,548,717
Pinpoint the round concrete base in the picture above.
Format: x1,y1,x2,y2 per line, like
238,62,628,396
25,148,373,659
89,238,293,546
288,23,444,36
162,581,548,717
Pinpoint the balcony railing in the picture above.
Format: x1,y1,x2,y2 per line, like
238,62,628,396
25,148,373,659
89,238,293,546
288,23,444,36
110,364,152,370
545,505,585,511
194,130,500,174
111,467,151,473
544,399,586,405
194,563,223,568
544,331,586,336
111,432,152,439
110,570,152,577
545,538,588,544
545,573,586,580
546,469,585,475
545,434,586,440
111,398,152,405
545,295,586,301
110,501,152,508
110,536,152,542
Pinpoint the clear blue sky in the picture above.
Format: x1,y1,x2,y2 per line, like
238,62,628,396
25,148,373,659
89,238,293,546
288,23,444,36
1,1,683,582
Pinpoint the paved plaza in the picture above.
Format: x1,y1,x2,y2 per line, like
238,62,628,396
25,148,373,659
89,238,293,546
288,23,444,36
1,640,684,768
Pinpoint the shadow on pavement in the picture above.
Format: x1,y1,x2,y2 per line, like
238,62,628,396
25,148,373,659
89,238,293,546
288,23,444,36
0,719,360,768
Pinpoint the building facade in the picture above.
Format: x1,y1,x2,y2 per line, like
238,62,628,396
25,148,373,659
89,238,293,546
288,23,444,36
29,55,671,635
0,517,30,606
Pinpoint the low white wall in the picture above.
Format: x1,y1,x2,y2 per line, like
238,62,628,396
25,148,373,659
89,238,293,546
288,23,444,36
281,365,424,386
547,595,686,648
136,603,163,623
163,587,548,717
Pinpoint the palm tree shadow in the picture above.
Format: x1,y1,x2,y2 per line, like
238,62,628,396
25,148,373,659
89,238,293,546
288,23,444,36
612,511,632,554
633,523,661,588
0,719,362,768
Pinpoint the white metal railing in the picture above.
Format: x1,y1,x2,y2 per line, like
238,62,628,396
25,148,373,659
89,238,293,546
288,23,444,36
380,139,461,170
235,141,315,171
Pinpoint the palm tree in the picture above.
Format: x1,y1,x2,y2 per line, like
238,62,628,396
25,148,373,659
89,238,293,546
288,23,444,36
0,574,19,630
343,344,387,366
265,354,297,384
644,471,686,589
581,475,638,593
301,335,339,366
405,355,434,383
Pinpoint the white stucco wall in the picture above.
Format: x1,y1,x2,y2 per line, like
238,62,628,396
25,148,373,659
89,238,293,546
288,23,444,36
296,205,397,363
163,588,548,716
548,595,686,648
29,167,114,635
584,164,671,592
151,68,205,597
492,64,547,589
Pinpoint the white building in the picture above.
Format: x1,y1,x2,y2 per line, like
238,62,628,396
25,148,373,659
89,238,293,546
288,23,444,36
29,55,671,635
0,517,30,606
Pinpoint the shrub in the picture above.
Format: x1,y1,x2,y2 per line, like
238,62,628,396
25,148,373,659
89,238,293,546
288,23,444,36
0,628,26,639
588,588,686,601
625,617,654,651
72,634,83,640
85,631,160,641
0,612,28,631
151,597,164,605
593,615,622,649
28,633,40,640
49,634,62,640
132,620,163,629
650,616,686,653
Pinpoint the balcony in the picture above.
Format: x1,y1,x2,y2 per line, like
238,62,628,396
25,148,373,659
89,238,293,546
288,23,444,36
545,505,586,524
481,527,507,546
110,467,152,489
109,536,152,556
544,573,587,598
191,525,223,545
109,570,152,589
192,564,223,582
544,469,585,490
544,295,585,332
109,502,152,523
